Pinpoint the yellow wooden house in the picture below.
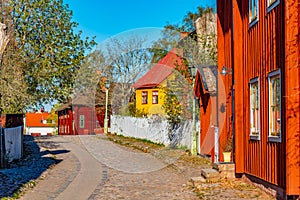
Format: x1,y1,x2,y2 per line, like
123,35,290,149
133,49,186,115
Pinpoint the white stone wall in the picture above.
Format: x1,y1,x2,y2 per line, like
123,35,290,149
111,115,192,147
26,127,55,136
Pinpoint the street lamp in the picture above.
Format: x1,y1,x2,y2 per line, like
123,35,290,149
189,66,198,155
104,79,110,134
220,66,232,76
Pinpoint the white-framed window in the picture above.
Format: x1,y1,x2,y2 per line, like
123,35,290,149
152,91,158,104
142,91,148,104
80,115,85,128
249,0,259,26
267,0,280,12
249,77,260,140
268,70,281,142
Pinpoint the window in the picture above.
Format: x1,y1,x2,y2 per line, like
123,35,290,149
250,78,260,139
142,91,148,104
80,115,85,128
267,0,280,12
152,91,158,104
249,0,259,25
268,70,281,142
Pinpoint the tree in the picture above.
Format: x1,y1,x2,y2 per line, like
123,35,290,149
88,36,153,115
0,0,96,113
151,6,216,64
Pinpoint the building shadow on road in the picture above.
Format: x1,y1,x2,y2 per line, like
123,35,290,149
0,135,69,198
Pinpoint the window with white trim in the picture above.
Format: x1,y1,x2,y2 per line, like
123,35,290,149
267,0,280,12
250,77,260,139
80,115,85,128
249,0,259,25
268,70,281,141
152,91,158,104
142,91,148,104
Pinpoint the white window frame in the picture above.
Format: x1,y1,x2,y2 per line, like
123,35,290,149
249,77,260,140
142,91,148,104
268,69,281,142
249,0,259,27
267,0,280,13
79,115,85,128
152,91,158,104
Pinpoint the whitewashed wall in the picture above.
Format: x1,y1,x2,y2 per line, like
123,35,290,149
4,126,23,162
26,127,54,136
111,115,192,147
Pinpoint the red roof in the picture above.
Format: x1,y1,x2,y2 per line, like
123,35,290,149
26,112,51,127
133,49,185,89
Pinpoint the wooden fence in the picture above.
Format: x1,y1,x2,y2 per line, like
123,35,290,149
0,126,23,167
110,115,192,148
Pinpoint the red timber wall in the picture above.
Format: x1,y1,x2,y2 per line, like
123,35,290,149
194,71,214,156
217,0,234,163
58,109,74,135
218,0,300,196
58,106,96,135
73,106,96,135
284,0,300,195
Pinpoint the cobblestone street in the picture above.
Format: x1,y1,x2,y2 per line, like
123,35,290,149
1,135,275,199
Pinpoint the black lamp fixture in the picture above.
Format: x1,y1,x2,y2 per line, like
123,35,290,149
105,79,110,90
221,66,233,76
188,65,198,79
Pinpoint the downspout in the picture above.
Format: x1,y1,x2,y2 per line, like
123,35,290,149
215,68,219,163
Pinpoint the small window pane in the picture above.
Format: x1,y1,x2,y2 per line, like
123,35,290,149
80,115,85,128
268,70,281,140
142,91,148,104
250,78,260,138
249,0,258,23
152,91,158,104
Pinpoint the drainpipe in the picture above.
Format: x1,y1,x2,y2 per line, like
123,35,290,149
214,69,219,163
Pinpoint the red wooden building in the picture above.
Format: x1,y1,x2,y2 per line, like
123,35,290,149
57,96,97,135
194,65,219,159
217,0,300,198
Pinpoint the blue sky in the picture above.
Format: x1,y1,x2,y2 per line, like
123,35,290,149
64,0,216,44
44,0,216,111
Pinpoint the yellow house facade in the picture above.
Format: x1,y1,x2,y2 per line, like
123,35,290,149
133,49,184,116
135,79,169,115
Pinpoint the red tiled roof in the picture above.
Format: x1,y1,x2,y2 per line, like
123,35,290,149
133,49,185,89
26,112,51,127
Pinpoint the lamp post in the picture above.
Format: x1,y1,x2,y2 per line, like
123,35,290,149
104,79,110,134
189,66,198,155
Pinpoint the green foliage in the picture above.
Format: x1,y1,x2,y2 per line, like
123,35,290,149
0,0,96,113
161,86,182,125
47,104,60,125
119,102,147,117
151,6,216,64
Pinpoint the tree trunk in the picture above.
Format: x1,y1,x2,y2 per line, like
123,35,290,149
0,22,10,68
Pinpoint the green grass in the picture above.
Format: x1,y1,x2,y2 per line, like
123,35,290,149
109,133,164,147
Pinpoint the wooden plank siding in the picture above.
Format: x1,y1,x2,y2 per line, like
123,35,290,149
217,0,234,163
218,0,300,196
284,0,300,195
242,0,286,188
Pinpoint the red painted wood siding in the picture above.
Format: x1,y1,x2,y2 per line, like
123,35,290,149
218,0,300,195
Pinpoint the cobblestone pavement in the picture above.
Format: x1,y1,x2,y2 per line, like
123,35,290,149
0,136,58,198
1,135,275,199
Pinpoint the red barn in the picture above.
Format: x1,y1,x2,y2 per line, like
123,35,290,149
217,0,300,198
57,96,97,135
